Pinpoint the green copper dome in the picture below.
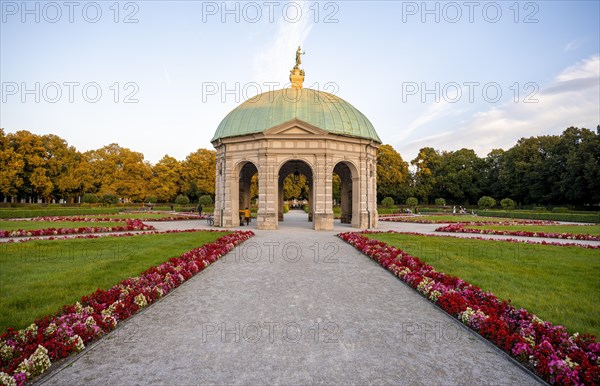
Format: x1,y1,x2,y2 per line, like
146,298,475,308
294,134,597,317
212,88,381,143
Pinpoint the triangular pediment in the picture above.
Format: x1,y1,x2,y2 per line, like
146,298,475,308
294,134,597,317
263,119,329,137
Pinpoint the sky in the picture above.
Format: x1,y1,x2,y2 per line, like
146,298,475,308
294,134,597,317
1,0,599,164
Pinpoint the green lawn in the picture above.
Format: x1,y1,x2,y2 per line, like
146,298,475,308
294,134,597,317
0,231,228,332
364,233,600,337
0,220,124,231
391,215,526,223
465,224,600,236
0,207,121,219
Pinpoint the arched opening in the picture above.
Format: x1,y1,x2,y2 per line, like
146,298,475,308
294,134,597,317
277,160,313,225
333,161,359,227
236,161,258,227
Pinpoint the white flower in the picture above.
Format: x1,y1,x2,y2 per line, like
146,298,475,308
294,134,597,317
0,372,16,386
73,302,83,314
134,293,148,308
17,324,38,342
44,323,57,336
429,290,442,302
85,316,97,329
416,277,433,296
70,335,85,352
565,356,577,369
0,341,14,361
15,345,51,378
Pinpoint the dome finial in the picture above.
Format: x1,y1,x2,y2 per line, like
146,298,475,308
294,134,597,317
290,46,305,89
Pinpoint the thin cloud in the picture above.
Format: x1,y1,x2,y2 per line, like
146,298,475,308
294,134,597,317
563,39,582,53
389,87,466,144
252,2,313,91
399,55,600,158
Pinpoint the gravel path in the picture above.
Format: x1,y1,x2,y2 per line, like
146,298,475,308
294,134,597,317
39,211,540,385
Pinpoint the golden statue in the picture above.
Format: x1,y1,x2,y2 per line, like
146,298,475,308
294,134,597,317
290,46,306,89
294,46,305,69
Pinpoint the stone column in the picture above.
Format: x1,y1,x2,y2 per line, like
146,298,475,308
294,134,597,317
278,175,284,221
257,153,278,230
312,157,333,230
214,146,232,227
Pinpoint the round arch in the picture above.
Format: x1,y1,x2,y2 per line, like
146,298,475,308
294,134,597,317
333,161,360,227
276,159,314,224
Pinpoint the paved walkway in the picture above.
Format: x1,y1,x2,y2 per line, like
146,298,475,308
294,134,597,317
39,211,540,385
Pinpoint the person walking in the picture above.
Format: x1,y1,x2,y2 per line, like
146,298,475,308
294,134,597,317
244,207,251,226
197,203,203,217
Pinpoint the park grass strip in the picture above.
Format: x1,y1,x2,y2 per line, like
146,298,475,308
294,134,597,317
0,230,254,386
88,212,206,221
0,220,155,238
338,232,600,385
380,216,557,224
436,223,600,241
0,228,227,244
10,214,204,222
368,230,600,249
481,210,600,224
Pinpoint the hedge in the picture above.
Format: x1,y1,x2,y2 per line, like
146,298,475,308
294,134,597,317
479,210,600,223
0,207,122,219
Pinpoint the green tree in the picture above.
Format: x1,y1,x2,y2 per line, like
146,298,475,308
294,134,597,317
82,193,99,204
406,197,418,208
381,197,395,209
198,194,213,206
411,147,441,204
434,198,446,206
175,194,190,205
436,149,483,204
481,149,507,199
101,194,119,205
478,196,496,209
500,198,515,210
377,144,411,202
559,127,600,205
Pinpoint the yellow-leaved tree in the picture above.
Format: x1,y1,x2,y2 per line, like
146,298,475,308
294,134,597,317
86,144,152,202
150,155,182,202
180,149,215,202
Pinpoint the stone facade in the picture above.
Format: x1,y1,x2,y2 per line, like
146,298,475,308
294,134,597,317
212,119,379,230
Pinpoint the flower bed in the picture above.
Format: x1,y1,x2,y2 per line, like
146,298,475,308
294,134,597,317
0,230,254,385
436,223,600,241
0,220,155,239
338,231,600,385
